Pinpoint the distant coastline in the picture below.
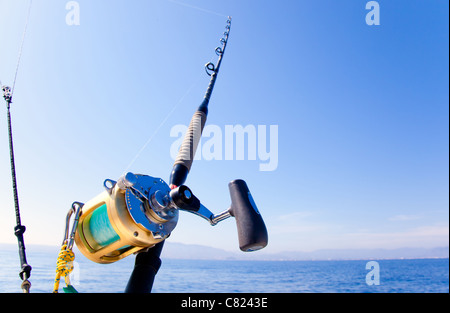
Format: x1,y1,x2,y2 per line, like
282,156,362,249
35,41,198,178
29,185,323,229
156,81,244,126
1,242,448,261
161,242,449,261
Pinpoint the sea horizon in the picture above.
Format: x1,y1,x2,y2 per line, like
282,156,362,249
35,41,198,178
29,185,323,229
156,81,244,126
0,246,448,293
1,242,448,262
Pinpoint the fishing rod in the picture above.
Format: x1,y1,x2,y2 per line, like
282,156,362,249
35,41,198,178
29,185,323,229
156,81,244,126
2,85,32,293
54,17,268,293
1,0,33,294
169,17,231,188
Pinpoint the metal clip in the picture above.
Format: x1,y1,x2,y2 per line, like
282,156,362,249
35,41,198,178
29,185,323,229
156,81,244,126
62,202,83,249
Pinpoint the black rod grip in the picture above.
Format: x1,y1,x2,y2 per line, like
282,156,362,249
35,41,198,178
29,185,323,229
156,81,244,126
228,180,268,252
124,241,165,293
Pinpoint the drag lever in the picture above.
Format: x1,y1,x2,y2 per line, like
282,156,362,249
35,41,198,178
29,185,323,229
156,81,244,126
169,186,231,226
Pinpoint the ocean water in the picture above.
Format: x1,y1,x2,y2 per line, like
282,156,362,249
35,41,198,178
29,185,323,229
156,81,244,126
0,245,448,293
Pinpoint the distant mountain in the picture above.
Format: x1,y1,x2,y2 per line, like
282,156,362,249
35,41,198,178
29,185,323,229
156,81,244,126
161,242,449,261
1,242,448,261
161,242,238,260
260,247,450,261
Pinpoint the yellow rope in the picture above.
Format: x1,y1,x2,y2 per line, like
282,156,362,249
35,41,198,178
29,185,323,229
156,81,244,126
53,244,76,293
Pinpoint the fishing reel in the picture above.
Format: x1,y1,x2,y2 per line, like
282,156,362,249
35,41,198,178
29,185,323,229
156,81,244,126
67,172,268,264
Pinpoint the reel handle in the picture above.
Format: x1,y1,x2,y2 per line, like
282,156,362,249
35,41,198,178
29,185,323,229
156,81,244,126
169,180,268,252
228,180,268,252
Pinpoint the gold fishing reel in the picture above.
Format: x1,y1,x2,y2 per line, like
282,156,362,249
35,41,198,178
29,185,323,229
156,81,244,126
63,172,268,264
70,173,178,264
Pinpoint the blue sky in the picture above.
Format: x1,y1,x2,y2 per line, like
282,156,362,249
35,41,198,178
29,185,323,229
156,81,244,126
0,0,448,254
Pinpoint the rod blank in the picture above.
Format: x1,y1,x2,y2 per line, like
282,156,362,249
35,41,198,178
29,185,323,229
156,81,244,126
169,17,232,188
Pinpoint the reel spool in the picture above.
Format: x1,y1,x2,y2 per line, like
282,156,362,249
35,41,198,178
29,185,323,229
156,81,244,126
73,173,178,264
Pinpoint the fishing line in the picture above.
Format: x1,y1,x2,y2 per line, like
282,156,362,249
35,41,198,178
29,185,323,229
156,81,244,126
11,0,33,97
123,1,227,173
123,72,204,173
166,0,228,18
